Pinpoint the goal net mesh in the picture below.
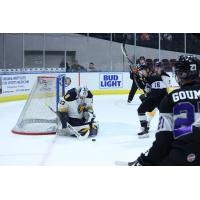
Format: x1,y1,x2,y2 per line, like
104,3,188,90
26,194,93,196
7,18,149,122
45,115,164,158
12,75,65,135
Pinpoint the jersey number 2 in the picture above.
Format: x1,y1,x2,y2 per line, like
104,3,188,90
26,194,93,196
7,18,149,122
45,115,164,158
173,102,196,138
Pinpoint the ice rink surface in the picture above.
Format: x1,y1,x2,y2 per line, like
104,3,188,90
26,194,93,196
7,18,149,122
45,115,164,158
0,94,159,165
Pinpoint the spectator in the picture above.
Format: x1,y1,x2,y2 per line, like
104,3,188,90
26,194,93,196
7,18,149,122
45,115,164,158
88,62,97,72
59,59,65,68
162,33,172,41
66,62,71,72
140,33,150,41
71,60,87,72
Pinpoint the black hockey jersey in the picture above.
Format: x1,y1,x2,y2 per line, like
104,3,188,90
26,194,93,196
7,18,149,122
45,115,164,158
130,71,146,90
143,81,200,165
145,73,168,99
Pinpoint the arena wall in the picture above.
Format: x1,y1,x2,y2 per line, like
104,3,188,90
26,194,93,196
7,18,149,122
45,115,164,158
0,72,178,102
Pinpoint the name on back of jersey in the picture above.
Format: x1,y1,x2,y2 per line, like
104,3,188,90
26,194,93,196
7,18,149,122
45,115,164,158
172,90,200,102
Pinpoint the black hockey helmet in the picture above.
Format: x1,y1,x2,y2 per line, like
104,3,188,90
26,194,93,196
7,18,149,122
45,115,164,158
154,61,162,68
139,56,145,61
175,55,200,84
153,61,163,72
138,62,153,77
136,56,146,65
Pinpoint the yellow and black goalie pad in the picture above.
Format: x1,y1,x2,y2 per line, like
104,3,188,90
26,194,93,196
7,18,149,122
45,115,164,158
78,127,90,136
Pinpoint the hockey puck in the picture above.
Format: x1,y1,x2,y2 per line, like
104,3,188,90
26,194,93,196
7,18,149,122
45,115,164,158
92,138,96,142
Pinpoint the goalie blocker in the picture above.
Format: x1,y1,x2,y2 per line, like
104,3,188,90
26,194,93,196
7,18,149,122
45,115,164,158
56,86,99,139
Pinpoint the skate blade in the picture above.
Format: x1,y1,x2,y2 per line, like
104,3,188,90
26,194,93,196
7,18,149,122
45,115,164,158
138,134,149,139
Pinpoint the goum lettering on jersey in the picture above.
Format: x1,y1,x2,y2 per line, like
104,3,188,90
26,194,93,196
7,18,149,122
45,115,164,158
172,90,200,102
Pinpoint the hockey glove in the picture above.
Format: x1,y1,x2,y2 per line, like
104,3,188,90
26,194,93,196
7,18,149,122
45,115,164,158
144,84,151,93
83,111,96,123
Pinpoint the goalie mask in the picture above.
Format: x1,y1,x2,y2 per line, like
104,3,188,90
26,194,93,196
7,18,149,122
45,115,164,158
175,55,200,85
78,86,89,99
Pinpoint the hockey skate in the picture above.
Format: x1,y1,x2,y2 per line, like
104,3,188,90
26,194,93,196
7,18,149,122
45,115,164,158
137,126,149,139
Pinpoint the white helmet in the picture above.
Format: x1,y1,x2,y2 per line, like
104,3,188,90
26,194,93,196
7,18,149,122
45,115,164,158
78,85,88,99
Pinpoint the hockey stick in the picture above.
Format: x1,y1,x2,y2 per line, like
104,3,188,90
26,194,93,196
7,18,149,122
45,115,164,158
121,34,145,93
115,160,135,166
46,104,90,140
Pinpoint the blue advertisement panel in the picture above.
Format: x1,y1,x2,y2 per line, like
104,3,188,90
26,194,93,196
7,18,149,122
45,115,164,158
99,73,123,89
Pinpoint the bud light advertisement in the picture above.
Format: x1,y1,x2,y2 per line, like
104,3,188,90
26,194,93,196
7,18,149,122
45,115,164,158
99,73,123,89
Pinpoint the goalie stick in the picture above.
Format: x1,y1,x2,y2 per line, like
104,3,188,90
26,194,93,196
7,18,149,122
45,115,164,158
121,34,145,93
46,104,90,140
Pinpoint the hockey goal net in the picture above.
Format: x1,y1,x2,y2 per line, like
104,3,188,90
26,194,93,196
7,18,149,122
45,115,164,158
12,75,65,135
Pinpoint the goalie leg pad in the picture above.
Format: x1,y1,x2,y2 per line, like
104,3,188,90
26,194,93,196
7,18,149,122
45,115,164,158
74,122,99,138
74,124,91,137
83,111,96,123
56,127,76,136
56,111,69,129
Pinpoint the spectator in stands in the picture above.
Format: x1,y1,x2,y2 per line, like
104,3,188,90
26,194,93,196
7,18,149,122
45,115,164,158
71,60,87,72
59,59,65,68
138,33,158,49
66,62,71,72
88,62,97,72
162,33,172,41
140,33,150,41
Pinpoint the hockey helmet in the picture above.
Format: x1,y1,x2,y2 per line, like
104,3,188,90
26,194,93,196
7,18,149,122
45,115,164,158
154,61,162,68
139,56,145,61
138,56,146,66
78,85,89,99
139,62,153,77
139,62,153,71
175,55,200,84
153,61,162,74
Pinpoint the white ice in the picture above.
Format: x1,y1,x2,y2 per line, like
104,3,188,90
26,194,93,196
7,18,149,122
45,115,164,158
0,94,159,165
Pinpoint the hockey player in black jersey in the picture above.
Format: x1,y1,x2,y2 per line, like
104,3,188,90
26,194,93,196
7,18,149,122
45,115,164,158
127,56,146,103
130,55,200,165
153,61,171,92
137,62,169,138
